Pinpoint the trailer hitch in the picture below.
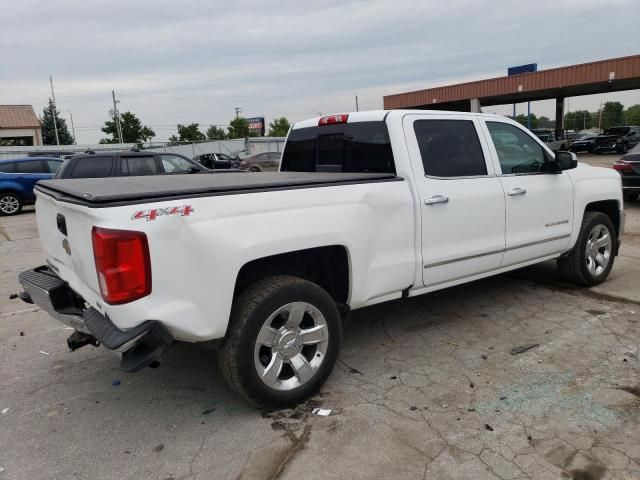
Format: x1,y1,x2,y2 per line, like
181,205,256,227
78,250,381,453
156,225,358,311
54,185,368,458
67,330,100,351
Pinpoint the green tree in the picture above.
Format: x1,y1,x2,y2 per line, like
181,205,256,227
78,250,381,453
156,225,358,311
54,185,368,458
100,111,155,144
268,117,291,137
600,101,624,130
563,110,591,131
170,123,206,142
227,117,250,139
41,99,74,145
625,104,640,126
514,113,538,129
206,125,227,140
537,116,555,129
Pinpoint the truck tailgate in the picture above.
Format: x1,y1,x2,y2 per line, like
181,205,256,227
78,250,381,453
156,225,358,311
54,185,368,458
35,189,102,305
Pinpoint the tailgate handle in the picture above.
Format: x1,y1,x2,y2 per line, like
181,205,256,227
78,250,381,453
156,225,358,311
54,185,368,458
56,214,67,236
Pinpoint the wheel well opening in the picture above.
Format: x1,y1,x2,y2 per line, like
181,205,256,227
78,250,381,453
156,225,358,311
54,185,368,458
235,246,350,305
585,200,620,236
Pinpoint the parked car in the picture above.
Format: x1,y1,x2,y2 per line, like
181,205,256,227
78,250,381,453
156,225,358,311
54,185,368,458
613,142,640,201
18,110,623,408
530,129,569,151
0,157,63,215
193,152,235,169
55,150,211,179
236,151,281,171
593,126,640,154
570,134,597,153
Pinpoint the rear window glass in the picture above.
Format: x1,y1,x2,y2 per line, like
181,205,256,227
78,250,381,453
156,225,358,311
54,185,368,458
71,156,114,178
281,121,395,174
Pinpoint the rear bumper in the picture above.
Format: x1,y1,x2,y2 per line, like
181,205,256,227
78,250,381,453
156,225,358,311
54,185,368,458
18,266,173,372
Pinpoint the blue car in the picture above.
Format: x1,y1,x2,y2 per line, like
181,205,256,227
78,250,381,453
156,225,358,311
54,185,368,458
0,157,64,215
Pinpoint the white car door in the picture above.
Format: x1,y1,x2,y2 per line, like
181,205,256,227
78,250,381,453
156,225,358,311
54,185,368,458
480,119,573,266
403,114,506,287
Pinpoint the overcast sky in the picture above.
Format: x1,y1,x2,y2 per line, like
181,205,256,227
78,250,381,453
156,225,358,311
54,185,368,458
1,0,639,143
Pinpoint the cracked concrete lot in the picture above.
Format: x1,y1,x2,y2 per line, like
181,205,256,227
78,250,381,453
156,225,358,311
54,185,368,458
1,154,640,480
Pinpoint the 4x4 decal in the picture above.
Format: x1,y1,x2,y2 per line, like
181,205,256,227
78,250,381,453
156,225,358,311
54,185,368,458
132,205,194,221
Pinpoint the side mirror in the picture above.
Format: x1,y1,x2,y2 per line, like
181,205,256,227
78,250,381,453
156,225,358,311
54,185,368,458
553,151,578,171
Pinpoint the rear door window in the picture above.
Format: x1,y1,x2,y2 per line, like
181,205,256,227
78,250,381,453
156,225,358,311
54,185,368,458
71,156,114,178
281,121,395,174
0,162,15,173
121,156,158,176
15,160,46,174
414,120,487,177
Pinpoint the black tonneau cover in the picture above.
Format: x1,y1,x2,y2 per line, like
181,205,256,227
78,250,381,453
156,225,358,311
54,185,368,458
35,172,401,207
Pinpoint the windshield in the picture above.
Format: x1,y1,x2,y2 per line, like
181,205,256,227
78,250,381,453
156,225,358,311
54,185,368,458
604,127,629,135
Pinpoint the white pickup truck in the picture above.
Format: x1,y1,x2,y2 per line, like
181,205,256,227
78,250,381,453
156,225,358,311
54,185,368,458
19,110,624,407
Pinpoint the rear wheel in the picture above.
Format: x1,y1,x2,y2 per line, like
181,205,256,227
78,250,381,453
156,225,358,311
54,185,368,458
249,166,261,172
557,212,616,286
218,275,341,408
617,143,628,154
0,192,23,216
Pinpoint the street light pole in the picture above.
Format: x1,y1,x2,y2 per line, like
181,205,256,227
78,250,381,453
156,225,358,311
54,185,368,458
49,76,60,146
68,110,76,144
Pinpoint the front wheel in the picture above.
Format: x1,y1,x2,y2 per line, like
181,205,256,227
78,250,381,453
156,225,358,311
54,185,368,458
218,275,341,408
0,192,23,216
557,212,616,286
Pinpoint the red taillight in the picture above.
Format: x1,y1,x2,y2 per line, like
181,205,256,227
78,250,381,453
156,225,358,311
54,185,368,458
91,227,151,305
318,114,349,126
613,161,633,172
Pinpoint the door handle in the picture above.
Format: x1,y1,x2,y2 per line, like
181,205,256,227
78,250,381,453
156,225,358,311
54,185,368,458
507,187,527,196
424,195,449,205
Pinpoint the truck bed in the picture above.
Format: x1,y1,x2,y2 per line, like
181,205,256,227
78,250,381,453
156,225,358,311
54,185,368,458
35,172,401,207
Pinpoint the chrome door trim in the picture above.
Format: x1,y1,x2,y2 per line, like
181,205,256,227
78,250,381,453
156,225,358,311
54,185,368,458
423,234,570,269
424,251,563,287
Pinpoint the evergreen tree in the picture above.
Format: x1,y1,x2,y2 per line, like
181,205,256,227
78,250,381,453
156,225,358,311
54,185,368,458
41,99,74,145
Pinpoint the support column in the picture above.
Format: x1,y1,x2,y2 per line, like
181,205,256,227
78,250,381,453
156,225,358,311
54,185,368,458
470,98,481,113
555,97,564,139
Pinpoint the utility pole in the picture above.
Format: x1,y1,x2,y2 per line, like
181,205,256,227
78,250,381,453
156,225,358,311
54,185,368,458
68,110,76,144
112,90,123,144
355,95,359,112
234,107,242,119
598,102,603,133
49,76,60,146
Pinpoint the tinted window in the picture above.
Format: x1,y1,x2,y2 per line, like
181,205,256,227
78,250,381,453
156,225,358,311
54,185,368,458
414,120,486,177
71,156,114,178
486,122,547,174
0,162,14,173
15,160,45,174
46,160,63,173
281,121,395,174
160,154,196,173
121,156,158,176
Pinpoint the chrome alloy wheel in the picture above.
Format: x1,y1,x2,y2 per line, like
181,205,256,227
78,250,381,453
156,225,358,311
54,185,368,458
254,302,329,391
585,224,612,276
0,195,20,215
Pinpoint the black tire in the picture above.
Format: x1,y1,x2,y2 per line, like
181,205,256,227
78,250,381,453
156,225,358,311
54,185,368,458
557,212,616,286
624,191,638,202
249,166,261,172
218,275,341,408
0,192,23,216
616,143,628,154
